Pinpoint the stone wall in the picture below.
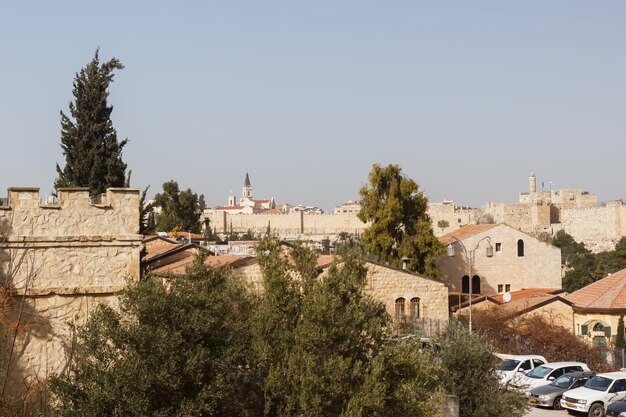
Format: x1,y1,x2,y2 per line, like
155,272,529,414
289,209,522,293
437,224,562,295
363,262,449,322
427,202,475,236
234,260,449,322
0,187,142,402
558,202,625,252
203,211,368,239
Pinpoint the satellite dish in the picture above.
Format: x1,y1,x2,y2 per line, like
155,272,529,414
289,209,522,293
503,292,512,303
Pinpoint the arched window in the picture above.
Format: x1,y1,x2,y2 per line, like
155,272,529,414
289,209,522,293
517,239,525,257
410,297,420,319
472,275,481,295
593,322,605,332
461,275,469,294
395,298,405,319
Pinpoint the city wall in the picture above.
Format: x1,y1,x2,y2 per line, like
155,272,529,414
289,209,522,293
0,187,142,405
206,198,626,252
204,211,368,238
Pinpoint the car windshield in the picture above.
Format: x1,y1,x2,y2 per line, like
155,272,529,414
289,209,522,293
527,365,553,379
585,376,612,392
551,375,575,388
498,359,520,371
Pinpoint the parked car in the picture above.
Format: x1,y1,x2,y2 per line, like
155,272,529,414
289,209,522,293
527,370,594,410
606,396,626,417
495,354,547,387
511,362,591,390
606,398,626,417
561,371,626,417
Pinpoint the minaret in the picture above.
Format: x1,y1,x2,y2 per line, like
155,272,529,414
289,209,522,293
242,172,253,200
529,171,536,194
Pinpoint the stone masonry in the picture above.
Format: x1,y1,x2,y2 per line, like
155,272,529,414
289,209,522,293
0,187,142,400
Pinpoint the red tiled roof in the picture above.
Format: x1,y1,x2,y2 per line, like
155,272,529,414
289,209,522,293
496,294,570,317
490,288,563,303
253,199,271,203
144,242,182,261
151,254,255,275
439,224,498,246
566,268,626,310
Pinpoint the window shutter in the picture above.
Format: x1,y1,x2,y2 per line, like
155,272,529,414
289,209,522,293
605,326,612,337
581,324,588,335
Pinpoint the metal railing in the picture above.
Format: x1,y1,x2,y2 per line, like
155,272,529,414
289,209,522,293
393,316,449,338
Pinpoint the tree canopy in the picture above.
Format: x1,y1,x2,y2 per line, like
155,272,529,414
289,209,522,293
51,238,448,417
358,163,443,277
55,49,129,195
153,180,201,233
553,230,626,292
49,254,254,417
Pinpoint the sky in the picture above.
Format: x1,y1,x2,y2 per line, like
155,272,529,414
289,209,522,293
1,1,625,211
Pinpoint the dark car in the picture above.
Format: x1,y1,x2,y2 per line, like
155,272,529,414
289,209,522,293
607,397,626,417
527,370,595,410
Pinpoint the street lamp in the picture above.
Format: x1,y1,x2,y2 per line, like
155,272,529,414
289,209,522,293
446,235,493,333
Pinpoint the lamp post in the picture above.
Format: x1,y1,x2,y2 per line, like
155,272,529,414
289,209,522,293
447,235,493,333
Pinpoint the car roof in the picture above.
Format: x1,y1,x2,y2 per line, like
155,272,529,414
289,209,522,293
594,371,626,379
495,353,546,360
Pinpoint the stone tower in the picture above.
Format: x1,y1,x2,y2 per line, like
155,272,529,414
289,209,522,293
529,171,536,194
242,172,252,200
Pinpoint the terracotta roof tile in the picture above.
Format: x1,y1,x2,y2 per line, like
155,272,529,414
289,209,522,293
144,242,182,261
439,224,498,246
490,288,563,303
566,268,626,309
151,254,255,275
496,294,564,317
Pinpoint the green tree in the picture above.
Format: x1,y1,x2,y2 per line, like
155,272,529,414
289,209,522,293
252,237,442,417
55,49,129,195
437,219,450,233
49,254,254,417
438,325,529,417
358,164,443,276
552,230,600,292
153,180,201,233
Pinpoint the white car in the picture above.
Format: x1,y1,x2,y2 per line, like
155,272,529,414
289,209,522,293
511,361,590,390
495,354,547,387
561,371,626,417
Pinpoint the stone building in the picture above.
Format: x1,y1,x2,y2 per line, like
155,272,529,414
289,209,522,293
566,268,626,349
437,223,562,297
0,187,141,403
150,252,449,325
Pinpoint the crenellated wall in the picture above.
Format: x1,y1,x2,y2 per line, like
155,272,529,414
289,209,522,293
0,187,142,404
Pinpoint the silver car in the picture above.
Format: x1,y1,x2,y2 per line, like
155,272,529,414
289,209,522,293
527,371,594,410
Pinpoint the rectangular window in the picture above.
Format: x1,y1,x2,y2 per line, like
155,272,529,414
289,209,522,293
498,284,503,293
495,243,502,253
505,284,511,292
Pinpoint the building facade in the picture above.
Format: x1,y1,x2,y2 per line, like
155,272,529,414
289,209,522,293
437,223,562,296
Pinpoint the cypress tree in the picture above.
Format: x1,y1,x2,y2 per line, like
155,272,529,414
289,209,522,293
55,49,129,195
617,315,625,351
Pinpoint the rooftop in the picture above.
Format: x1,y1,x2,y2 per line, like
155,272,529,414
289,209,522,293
566,268,626,310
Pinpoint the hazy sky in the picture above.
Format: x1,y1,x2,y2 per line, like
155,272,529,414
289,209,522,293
1,1,624,210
